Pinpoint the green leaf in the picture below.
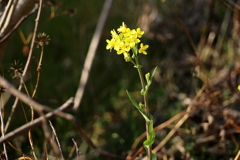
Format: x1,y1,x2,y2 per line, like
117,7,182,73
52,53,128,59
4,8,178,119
143,120,155,147
140,89,145,95
152,153,157,160
143,147,157,160
145,73,150,82
131,45,138,59
141,66,158,95
134,64,143,69
126,90,150,122
150,66,158,82
133,44,138,55
143,119,156,160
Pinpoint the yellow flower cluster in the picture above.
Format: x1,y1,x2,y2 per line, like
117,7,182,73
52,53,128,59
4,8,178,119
106,22,149,62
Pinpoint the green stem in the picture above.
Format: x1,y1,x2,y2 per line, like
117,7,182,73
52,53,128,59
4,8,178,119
133,51,152,160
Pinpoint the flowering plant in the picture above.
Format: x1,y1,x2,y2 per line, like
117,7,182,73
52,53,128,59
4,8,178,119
107,22,157,160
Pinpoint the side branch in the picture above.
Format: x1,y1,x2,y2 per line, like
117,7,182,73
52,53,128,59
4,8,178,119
0,76,123,159
0,76,74,120
0,98,74,144
73,0,112,110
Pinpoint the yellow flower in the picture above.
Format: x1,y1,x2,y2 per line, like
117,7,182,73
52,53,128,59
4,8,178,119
123,52,131,62
136,28,144,38
106,22,148,61
110,30,118,38
139,43,149,55
117,22,128,33
106,39,115,51
238,85,240,91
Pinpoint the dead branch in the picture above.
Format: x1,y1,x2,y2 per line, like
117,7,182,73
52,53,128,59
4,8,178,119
0,76,123,159
73,0,113,110
0,0,39,61
0,97,73,143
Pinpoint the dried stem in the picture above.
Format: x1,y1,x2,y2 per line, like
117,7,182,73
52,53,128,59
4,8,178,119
21,76,37,159
7,142,33,159
72,138,81,160
5,0,43,133
0,0,14,33
0,76,123,159
73,0,112,110
234,150,240,160
23,0,43,76
43,118,61,159
49,120,64,159
32,45,44,98
0,5,38,43
0,95,8,160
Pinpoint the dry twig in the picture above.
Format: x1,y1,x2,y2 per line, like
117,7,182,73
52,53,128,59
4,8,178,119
73,0,113,110
72,138,81,160
0,96,7,159
49,120,64,159
5,0,43,132
0,76,123,159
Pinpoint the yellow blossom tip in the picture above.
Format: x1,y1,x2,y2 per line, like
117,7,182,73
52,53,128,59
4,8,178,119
106,22,147,60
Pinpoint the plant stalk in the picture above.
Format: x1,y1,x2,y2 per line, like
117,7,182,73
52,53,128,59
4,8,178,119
134,56,152,160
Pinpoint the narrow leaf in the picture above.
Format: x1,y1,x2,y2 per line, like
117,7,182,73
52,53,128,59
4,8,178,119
126,90,150,122
150,66,158,80
143,119,155,147
143,119,156,159
152,153,157,160
142,66,158,95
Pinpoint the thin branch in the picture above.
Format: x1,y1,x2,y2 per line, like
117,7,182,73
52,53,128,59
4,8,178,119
72,138,80,160
21,6,43,157
0,97,74,144
0,4,38,43
0,0,14,34
0,95,8,160
49,120,64,160
43,119,62,159
234,149,240,160
7,142,33,159
0,0,17,35
0,76,74,123
23,0,42,82
0,76,123,159
0,0,38,37
73,0,113,110
5,0,43,132
0,0,39,61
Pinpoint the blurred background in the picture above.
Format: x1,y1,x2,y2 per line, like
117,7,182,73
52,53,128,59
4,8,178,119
2,0,240,159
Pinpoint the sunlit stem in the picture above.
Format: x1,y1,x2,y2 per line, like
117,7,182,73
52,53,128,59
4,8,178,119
20,76,37,159
0,94,8,160
37,46,44,71
20,77,34,121
32,46,43,98
132,48,152,160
